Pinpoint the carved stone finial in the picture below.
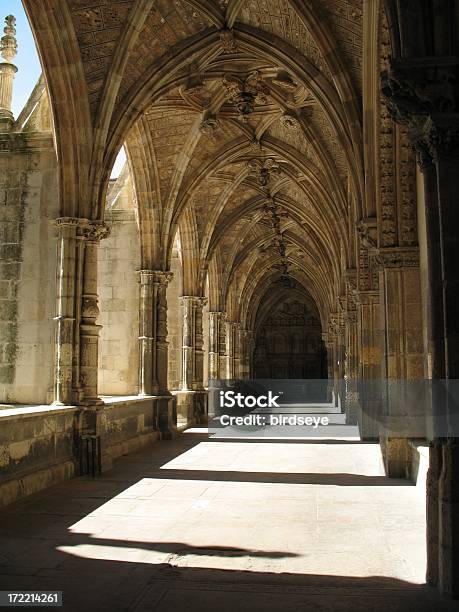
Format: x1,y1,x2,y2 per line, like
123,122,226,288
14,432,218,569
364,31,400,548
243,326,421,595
1,15,17,63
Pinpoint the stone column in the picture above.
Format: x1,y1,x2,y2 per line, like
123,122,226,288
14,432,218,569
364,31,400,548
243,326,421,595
152,271,176,435
432,118,459,598
0,16,17,129
344,310,359,423
382,59,459,598
322,333,334,404
180,296,207,391
239,328,251,379
219,313,228,378
79,221,110,405
208,311,223,382
177,296,207,424
138,271,155,396
53,218,80,405
225,321,238,380
233,323,241,379
378,250,424,476
357,291,382,440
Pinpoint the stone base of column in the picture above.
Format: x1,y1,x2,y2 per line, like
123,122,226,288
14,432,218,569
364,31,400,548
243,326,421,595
154,396,177,440
75,406,107,475
380,436,411,478
176,391,208,426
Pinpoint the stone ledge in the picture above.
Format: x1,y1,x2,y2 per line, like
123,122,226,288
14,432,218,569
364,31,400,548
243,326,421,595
0,460,75,508
0,404,79,421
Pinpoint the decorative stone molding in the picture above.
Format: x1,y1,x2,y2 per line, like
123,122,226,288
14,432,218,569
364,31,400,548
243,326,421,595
248,157,281,187
54,218,111,241
200,110,219,134
83,220,111,242
280,111,300,131
374,248,420,269
222,70,269,119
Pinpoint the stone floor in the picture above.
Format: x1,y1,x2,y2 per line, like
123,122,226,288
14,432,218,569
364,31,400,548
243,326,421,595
0,430,456,611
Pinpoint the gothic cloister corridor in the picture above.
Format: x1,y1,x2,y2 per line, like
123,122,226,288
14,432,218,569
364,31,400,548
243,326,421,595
1,430,454,611
2,0,459,608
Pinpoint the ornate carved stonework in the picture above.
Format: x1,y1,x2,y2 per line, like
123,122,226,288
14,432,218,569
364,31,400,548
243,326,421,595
222,71,269,120
84,221,111,242
248,157,281,187
200,111,220,135
220,28,237,54
280,111,300,131
375,248,420,269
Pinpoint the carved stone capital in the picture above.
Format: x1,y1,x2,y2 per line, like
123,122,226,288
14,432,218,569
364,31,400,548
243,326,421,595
180,295,207,308
54,217,88,232
83,220,111,242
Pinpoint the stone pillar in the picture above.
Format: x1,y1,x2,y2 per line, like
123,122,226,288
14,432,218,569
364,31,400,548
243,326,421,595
219,314,227,378
233,322,241,379
239,328,251,379
176,296,208,424
381,56,459,599
378,251,423,476
53,218,80,405
79,222,110,405
180,296,207,391
138,271,155,396
208,311,223,382
357,291,382,440
322,333,334,403
0,16,17,129
432,118,459,598
136,270,175,434
344,310,359,423
225,321,238,380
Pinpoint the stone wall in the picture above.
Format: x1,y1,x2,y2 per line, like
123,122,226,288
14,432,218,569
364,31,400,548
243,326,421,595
98,183,140,396
0,133,58,404
101,397,160,468
0,405,78,508
0,398,164,507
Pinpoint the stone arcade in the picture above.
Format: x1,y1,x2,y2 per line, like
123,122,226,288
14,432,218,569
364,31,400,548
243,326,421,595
0,1,459,609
